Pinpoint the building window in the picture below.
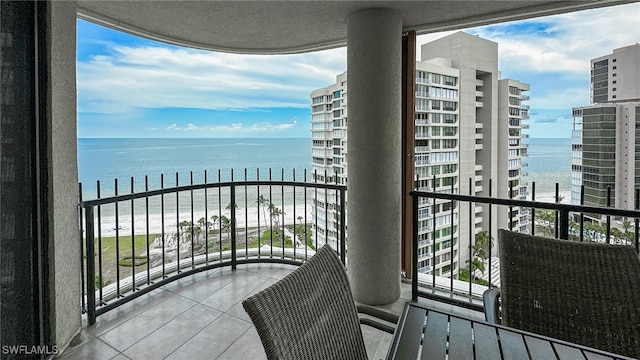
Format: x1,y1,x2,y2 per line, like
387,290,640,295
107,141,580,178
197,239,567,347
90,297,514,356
612,66,617,70
443,76,457,86
442,101,457,111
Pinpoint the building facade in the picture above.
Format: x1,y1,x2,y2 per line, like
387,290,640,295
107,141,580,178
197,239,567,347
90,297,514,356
311,32,530,278
572,44,640,209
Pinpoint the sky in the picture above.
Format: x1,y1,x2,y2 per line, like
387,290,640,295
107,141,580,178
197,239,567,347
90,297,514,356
77,3,640,139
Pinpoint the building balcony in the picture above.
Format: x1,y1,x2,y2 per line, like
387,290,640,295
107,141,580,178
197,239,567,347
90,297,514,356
9,1,635,357
56,174,640,359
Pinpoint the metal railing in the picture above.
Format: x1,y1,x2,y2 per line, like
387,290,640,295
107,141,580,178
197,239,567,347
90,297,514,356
79,169,346,325
410,179,640,311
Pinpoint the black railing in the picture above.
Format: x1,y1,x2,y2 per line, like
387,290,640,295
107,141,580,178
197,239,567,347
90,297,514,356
410,181,640,311
79,169,346,325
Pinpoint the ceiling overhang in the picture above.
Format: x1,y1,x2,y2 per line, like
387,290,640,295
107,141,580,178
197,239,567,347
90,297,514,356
77,1,634,54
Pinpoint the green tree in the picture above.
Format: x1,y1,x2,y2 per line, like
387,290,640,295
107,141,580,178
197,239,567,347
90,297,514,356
179,220,194,242
269,204,284,229
465,231,491,282
621,218,634,244
197,217,210,243
256,195,271,228
536,209,555,237
210,215,219,230
226,201,239,211
220,215,231,239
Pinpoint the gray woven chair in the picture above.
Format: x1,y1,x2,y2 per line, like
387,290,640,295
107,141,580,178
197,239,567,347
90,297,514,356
484,229,640,358
242,245,394,360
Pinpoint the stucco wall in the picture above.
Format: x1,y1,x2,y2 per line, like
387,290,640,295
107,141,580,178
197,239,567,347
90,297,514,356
48,0,81,351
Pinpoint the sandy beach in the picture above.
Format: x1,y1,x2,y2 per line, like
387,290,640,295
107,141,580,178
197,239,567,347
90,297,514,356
87,204,313,237
529,191,571,204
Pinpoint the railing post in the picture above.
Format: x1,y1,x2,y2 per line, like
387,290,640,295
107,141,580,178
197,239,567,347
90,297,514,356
411,192,418,301
230,184,237,270
340,187,346,264
79,183,85,313
85,206,96,325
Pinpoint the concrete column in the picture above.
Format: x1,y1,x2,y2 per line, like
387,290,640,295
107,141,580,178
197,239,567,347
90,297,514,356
347,8,402,305
49,0,81,352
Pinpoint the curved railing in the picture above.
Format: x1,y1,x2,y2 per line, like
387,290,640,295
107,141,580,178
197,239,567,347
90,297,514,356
79,169,346,325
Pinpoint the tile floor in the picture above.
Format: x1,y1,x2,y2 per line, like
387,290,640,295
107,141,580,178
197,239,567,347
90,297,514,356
58,263,482,360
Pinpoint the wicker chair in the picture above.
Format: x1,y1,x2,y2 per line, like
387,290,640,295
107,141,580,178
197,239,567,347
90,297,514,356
242,245,395,360
484,229,640,358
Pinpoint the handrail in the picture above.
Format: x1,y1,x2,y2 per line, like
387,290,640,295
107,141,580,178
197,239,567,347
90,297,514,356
81,180,345,207
410,183,640,310
80,172,347,325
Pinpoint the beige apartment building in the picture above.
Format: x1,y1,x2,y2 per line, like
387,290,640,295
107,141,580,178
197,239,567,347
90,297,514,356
311,32,530,278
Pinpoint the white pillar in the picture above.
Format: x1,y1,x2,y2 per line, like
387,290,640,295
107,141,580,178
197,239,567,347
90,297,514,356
49,0,81,351
347,8,402,305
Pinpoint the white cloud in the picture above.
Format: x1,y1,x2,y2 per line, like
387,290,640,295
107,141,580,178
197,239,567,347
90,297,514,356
78,45,346,114
470,4,640,75
79,2,637,119
415,2,638,114
530,87,590,110
162,119,298,133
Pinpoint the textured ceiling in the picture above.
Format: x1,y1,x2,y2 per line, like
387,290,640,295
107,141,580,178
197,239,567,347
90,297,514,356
77,0,632,54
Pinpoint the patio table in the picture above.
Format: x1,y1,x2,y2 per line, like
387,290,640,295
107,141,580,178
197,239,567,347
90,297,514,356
386,302,635,360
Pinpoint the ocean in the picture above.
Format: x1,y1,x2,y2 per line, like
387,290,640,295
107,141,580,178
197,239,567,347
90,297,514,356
78,137,573,235
524,138,572,196
78,138,312,199
78,137,573,199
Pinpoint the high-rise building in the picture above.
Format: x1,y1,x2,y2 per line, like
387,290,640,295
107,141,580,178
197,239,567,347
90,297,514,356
571,44,640,210
311,32,530,278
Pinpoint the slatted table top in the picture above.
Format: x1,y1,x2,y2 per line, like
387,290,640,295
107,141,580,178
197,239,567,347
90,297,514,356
386,302,634,360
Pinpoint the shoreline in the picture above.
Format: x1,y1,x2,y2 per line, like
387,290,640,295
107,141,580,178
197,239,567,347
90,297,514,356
88,204,312,237
528,190,571,204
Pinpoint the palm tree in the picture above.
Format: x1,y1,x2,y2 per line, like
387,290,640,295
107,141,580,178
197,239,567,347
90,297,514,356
269,204,284,230
463,230,492,283
472,231,490,261
178,220,193,242
226,201,239,212
535,209,554,237
622,218,632,232
468,257,485,282
220,215,231,240
256,195,270,228
197,217,210,243
210,215,219,231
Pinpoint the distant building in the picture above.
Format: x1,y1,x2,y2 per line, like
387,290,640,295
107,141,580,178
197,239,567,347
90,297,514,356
311,32,530,278
571,44,640,209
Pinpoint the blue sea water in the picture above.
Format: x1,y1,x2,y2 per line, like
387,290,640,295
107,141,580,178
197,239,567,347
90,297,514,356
78,137,573,199
78,138,312,199
524,138,572,196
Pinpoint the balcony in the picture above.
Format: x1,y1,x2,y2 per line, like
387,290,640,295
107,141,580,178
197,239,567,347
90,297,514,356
7,1,635,357
65,172,492,359
56,174,640,359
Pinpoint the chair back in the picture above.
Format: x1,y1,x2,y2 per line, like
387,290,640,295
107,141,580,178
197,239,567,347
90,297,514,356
242,245,368,360
498,229,640,358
